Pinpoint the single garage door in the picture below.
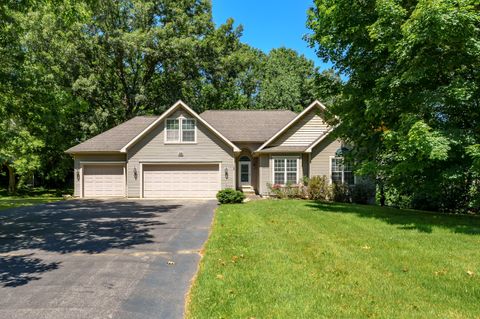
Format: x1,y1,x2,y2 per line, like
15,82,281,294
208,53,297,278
143,164,220,198
83,164,125,197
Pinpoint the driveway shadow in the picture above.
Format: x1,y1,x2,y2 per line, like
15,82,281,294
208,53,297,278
306,201,480,235
0,200,181,287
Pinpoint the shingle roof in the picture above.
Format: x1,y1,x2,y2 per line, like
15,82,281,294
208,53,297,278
65,116,158,153
199,110,297,142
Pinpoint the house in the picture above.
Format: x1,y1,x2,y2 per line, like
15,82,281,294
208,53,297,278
65,100,354,198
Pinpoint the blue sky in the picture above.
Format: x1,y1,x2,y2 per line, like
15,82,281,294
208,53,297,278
211,0,334,71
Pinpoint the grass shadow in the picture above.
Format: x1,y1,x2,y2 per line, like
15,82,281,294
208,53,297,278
306,201,480,235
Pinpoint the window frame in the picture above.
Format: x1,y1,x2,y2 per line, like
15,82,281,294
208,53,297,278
271,156,300,185
329,156,355,185
164,117,197,144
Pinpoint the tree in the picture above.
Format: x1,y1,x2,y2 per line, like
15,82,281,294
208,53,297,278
256,48,316,111
307,0,480,212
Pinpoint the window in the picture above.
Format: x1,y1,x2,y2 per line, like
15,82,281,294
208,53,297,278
165,118,196,143
331,157,354,185
273,157,298,185
166,119,179,142
182,119,195,142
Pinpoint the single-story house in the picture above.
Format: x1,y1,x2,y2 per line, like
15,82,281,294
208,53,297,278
66,100,354,198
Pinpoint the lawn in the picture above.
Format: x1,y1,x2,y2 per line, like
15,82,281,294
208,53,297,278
0,188,66,211
187,200,480,319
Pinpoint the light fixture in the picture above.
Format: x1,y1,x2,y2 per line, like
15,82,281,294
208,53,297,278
133,167,138,180
76,171,80,181
178,152,184,157
224,167,228,180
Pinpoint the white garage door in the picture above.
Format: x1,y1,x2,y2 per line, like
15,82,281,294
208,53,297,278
143,164,220,198
83,165,125,197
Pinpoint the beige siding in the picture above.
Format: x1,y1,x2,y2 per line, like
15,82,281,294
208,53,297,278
258,155,270,195
73,154,126,197
258,153,304,196
272,110,329,147
127,109,235,197
310,136,342,179
302,153,309,179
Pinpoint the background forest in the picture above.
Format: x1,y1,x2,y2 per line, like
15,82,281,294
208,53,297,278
1,0,479,213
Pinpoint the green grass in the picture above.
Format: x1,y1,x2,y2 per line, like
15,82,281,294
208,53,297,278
187,200,480,319
0,188,67,211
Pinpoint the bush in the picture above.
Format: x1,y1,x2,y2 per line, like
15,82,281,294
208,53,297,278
216,188,245,204
331,183,351,203
267,182,306,199
307,175,331,200
351,181,376,204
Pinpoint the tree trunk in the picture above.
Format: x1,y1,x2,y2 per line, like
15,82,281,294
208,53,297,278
6,164,16,194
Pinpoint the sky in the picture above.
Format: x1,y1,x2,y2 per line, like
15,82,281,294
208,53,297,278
211,0,334,71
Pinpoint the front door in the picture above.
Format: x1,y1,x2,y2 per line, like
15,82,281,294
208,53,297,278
238,161,251,186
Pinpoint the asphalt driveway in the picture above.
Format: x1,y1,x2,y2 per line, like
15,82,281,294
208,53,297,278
0,199,217,319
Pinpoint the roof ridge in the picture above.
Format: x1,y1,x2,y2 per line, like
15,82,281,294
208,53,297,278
201,109,296,112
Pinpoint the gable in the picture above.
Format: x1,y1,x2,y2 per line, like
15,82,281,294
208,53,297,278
127,108,235,160
121,100,240,153
270,109,329,147
256,100,332,152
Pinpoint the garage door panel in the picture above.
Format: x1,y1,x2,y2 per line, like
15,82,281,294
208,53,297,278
83,165,125,197
143,164,220,198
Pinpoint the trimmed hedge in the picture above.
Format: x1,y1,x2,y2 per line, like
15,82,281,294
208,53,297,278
216,188,245,204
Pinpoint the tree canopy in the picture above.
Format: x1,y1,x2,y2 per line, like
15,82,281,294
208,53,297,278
0,0,341,192
307,0,480,212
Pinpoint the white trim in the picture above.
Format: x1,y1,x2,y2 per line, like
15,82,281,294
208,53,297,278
271,156,300,185
305,126,338,153
329,156,355,185
256,100,328,152
164,117,197,144
81,163,126,198
121,100,240,152
79,161,126,164
139,161,222,199
238,161,251,185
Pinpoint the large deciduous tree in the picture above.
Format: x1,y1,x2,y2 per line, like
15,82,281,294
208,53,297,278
307,0,480,212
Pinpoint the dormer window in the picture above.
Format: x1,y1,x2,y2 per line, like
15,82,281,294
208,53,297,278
165,117,196,143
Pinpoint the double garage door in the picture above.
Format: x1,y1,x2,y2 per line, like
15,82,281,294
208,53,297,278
82,163,220,198
143,164,220,198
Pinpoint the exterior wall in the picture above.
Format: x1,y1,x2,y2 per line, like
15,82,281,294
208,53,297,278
73,153,127,197
271,109,329,147
258,153,304,196
309,136,342,180
258,155,271,195
302,153,310,179
126,109,235,197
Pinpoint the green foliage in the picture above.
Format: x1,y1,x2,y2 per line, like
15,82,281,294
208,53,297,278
267,182,306,199
331,182,351,203
307,175,331,200
216,188,245,204
307,0,480,213
0,0,343,192
351,181,376,204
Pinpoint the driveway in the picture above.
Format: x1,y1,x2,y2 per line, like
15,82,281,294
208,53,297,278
0,199,217,319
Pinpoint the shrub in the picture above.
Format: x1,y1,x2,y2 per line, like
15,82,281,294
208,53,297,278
331,182,351,203
267,182,306,199
307,175,331,200
351,181,376,204
216,188,245,204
